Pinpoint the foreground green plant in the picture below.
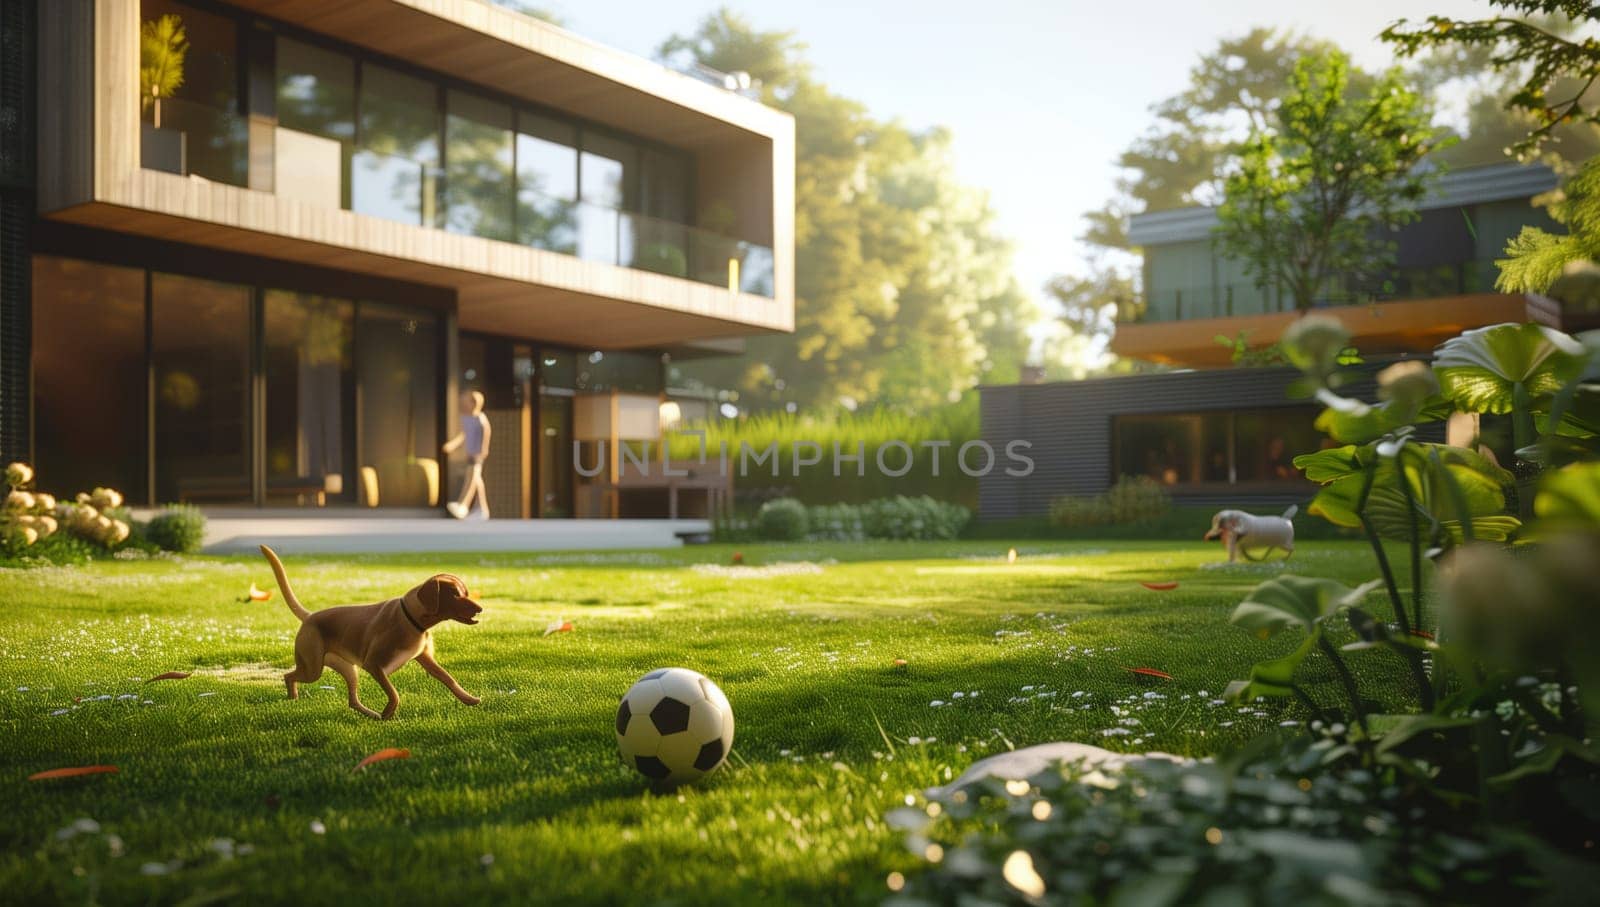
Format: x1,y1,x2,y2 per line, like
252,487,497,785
895,317,1600,904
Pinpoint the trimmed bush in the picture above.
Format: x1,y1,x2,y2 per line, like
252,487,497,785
805,503,866,542
1049,476,1171,528
861,496,971,541
755,498,810,541
144,504,206,553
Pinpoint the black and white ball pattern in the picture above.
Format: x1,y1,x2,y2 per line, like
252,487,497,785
616,668,735,784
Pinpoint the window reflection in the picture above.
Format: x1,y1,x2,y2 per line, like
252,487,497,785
275,36,354,209
356,303,440,508
264,292,353,506
32,257,148,502
1114,408,1321,488
516,113,579,252
152,273,253,504
444,91,515,241
354,65,440,226
140,1,247,186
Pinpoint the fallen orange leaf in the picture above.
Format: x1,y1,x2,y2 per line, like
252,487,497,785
892,658,908,667
247,583,272,602
732,552,744,564
1409,629,1436,641
543,619,574,636
146,671,192,682
353,748,410,772
1140,581,1179,591
1125,667,1174,681
29,765,119,781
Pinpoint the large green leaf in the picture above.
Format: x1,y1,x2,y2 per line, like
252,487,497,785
1230,575,1381,639
1300,442,1519,541
1433,322,1588,414
1533,461,1600,530
1225,631,1319,702
1312,392,1453,444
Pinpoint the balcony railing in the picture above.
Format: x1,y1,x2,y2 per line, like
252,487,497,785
139,99,775,298
1121,261,1503,323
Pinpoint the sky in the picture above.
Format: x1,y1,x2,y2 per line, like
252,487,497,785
539,0,1494,306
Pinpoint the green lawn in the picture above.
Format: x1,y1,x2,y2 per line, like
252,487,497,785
0,540,1402,905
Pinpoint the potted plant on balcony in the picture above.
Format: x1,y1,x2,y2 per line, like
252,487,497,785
139,13,188,175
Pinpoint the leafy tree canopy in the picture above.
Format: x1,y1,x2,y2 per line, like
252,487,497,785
661,10,1037,413
1214,51,1448,312
1384,1,1600,158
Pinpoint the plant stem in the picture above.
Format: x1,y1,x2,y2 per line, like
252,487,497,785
1356,460,1413,636
1317,634,1369,739
1396,450,1425,632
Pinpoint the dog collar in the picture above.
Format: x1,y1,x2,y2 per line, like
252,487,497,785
399,599,427,633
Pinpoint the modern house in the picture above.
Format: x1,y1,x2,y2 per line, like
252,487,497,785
0,0,794,520
978,162,1566,520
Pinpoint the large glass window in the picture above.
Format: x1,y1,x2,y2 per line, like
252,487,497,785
357,303,440,508
516,113,579,252
264,291,354,506
577,132,635,264
151,273,253,504
1114,408,1319,488
1235,409,1325,484
31,257,148,503
444,91,515,241
275,36,354,209
140,0,247,186
353,64,440,227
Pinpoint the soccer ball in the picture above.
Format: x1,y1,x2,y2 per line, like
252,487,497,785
616,668,735,784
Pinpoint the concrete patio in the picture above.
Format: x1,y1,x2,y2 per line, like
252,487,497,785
156,512,714,555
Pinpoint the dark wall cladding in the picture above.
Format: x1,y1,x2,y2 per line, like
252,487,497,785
978,360,1441,520
0,0,37,464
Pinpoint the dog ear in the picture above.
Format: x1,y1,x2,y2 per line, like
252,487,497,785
417,577,445,613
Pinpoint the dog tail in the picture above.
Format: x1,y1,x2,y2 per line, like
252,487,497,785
1281,505,1298,521
259,545,311,622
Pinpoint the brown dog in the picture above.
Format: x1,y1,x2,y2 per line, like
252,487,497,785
260,545,483,720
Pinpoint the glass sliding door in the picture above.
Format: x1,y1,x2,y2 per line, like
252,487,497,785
264,291,354,506
31,257,148,502
356,303,440,508
151,273,253,504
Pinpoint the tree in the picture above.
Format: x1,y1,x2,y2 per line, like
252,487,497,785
1497,154,1600,291
660,10,1038,412
1214,51,1448,312
1054,30,1346,370
1383,2,1600,157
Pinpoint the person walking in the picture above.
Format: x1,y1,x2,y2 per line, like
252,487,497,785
443,390,492,519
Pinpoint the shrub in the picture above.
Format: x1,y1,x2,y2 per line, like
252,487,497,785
860,496,970,541
144,504,206,553
1103,475,1171,523
755,497,809,540
805,503,865,541
1048,476,1169,528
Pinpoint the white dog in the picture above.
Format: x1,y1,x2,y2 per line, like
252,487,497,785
1203,506,1297,562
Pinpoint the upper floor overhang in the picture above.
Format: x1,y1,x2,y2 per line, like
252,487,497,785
35,0,796,349
1110,293,1563,369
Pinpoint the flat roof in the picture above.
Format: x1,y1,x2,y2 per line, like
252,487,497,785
1127,162,1558,247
